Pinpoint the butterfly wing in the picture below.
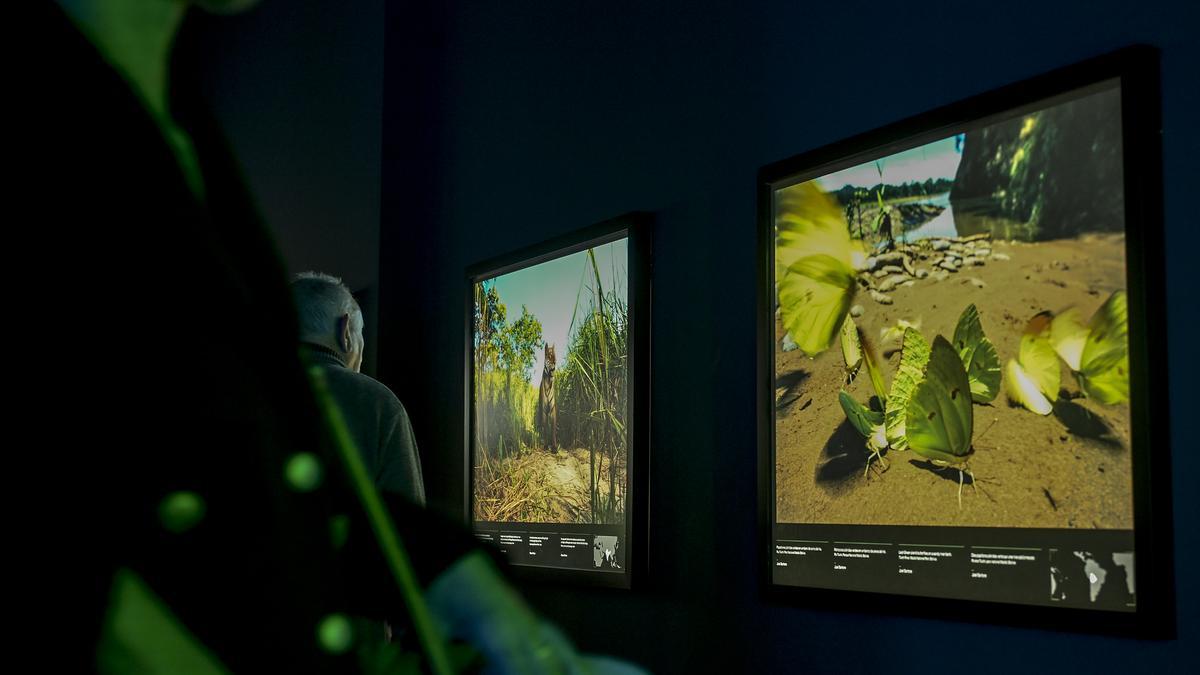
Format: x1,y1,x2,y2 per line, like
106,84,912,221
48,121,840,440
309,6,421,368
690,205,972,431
840,315,863,383
1077,290,1130,404
1049,308,1088,372
778,256,857,357
1021,313,1061,402
952,303,1001,403
885,327,930,451
1005,312,1059,415
775,180,860,271
1004,358,1054,416
839,391,883,438
775,181,862,356
905,336,974,465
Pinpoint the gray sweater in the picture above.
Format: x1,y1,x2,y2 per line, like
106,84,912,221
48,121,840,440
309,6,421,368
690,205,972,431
302,343,426,505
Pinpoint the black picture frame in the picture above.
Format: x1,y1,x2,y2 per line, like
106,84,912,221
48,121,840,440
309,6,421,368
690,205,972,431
757,46,1173,636
465,213,651,589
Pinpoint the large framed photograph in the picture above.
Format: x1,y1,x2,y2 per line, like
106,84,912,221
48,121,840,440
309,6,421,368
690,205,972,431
467,214,650,588
758,47,1172,632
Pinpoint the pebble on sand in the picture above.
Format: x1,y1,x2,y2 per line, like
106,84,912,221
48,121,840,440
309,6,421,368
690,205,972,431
877,274,910,293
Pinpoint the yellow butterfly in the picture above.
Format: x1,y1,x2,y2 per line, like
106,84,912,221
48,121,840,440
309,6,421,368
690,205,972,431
906,336,977,506
841,315,887,401
776,181,866,357
1049,291,1130,405
1005,313,1060,416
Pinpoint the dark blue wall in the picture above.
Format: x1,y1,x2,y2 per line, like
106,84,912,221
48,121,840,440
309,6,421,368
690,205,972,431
381,1,1200,671
190,0,384,374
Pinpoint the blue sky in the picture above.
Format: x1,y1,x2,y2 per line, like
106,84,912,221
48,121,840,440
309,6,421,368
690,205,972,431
484,238,628,383
816,135,964,192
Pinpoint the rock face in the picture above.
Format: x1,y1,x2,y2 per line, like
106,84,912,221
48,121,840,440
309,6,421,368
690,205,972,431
950,87,1123,240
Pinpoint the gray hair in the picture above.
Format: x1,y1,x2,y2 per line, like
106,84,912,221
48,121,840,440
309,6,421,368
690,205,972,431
290,272,361,341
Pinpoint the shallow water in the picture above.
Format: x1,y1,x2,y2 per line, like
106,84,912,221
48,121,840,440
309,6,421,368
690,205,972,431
905,201,959,241
900,193,1035,242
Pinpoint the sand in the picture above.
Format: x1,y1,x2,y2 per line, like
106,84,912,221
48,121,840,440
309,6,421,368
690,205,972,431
774,233,1133,528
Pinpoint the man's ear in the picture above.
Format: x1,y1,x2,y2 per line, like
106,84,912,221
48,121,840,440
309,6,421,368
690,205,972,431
338,313,353,352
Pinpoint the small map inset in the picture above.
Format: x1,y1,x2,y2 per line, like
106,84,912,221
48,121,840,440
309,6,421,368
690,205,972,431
593,535,621,570
1049,549,1135,608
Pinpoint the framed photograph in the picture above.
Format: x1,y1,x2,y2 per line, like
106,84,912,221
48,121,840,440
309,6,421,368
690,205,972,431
466,214,650,588
758,47,1172,633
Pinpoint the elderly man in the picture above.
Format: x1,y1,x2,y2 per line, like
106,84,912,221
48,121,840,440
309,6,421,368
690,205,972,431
291,272,426,505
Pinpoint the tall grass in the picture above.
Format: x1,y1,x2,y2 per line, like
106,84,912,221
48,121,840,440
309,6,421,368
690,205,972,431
475,371,537,460
555,250,628,525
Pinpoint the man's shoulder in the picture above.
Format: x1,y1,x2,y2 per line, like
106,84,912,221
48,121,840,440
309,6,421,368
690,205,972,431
322,365,406,412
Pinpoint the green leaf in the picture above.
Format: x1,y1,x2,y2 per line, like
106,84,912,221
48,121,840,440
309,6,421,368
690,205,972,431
97,568,231,675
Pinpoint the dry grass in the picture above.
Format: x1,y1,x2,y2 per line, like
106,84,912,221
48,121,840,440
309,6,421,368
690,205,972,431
474,447,579,523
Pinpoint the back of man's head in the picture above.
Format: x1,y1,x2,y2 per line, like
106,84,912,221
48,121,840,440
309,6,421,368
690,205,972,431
290,271,361,347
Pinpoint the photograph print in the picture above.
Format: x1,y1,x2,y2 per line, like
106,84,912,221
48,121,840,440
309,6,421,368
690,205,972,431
473,238,630,527
773,82,1133,530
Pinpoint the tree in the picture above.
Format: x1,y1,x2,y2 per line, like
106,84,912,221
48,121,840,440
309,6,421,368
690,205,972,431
473,283,506,451
500,306,543,382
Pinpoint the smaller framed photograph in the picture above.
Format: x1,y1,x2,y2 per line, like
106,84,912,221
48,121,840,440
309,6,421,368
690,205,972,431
466,214,651,588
